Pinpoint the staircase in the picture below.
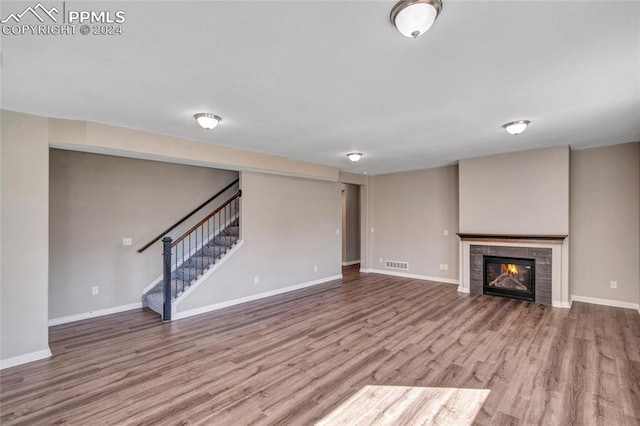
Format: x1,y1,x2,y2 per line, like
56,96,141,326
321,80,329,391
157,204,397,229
138,182,241,321
143,218,240,316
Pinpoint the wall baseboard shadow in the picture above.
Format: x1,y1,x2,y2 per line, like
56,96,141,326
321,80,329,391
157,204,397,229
361,269,459,285
48,303,143,326
174,274,343,321
571,295,640,311
0,348,52,370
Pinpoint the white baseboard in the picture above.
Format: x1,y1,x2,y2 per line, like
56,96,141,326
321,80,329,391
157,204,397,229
48,302,143,326
173,274,343,321
365,269,459,285
0,348,52,370
457,286,470,294
342,260,361,266
570,295,640,311
552,300,572,308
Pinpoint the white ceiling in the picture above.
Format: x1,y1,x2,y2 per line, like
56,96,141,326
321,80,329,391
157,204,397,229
2,1,639,175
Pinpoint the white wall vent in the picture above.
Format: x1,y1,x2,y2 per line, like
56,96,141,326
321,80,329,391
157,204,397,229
385,260,409,270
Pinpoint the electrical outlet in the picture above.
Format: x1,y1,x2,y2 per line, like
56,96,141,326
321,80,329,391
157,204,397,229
439,264,443,270
371,227,374,233
122,238,132,246
379,257,383,264
610,281,617,289
444,230,449,236
314,265,318,272
444,264,448,270
92,286,99,295
336,229,340,235
254,276,259,284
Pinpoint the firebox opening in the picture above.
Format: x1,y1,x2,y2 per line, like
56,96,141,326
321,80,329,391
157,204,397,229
483,255,535,302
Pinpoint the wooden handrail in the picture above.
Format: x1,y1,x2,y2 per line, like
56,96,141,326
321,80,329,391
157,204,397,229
137,179,239,253
171,191,241,248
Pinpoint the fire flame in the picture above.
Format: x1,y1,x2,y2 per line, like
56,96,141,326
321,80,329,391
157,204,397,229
500,263,519,275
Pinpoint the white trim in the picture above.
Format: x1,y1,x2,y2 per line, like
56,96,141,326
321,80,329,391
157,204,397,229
342,260,361,266
552,301,572,308
0,348,52,370
366,269,459,285
142,213,239,295
570,295,640,311
173,240,245,309
48,302,142,326
173,274,342,321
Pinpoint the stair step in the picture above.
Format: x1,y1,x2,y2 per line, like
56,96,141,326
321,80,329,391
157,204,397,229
223,226,239,237
172,266,200,281
212,236,238,246
145,292,163,315
189,256,216,268
200,245,227,257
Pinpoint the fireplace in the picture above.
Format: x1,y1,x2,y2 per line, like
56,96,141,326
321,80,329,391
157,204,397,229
483,256,535,301
459,235,567,307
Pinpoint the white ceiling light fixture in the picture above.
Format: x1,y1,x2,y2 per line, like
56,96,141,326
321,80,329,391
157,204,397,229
391,0,443,39
502,120,530,135
347,152,363,162
194,113,221,130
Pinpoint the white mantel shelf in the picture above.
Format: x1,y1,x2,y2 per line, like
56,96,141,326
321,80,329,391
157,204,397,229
457,234,568,244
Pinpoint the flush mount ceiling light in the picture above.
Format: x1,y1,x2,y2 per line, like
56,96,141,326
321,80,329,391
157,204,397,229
347,152,363,162
194,113,221,130
390,0,443,39
502,120,530,135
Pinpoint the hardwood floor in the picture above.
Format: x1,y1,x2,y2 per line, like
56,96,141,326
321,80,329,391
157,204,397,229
1,268,639,425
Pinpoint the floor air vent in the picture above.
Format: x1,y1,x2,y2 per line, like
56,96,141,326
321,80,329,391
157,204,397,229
385,260,409,270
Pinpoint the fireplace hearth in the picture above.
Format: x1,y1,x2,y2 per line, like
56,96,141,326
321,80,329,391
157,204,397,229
483,255,535,301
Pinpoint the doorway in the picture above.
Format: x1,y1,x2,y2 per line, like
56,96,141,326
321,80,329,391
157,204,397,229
341,184,361,275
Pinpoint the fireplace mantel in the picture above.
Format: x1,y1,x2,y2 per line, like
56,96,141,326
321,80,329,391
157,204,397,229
457,233,568,245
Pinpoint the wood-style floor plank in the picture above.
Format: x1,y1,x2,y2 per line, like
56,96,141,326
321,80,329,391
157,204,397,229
1,265,639,425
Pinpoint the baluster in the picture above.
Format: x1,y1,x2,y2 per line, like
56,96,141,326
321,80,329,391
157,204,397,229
224,204,227,252
181,241,185,294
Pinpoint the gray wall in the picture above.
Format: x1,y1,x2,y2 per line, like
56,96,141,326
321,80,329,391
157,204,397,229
177,171,342,312
342,183,360,264
1,111,50,361
570,143,639,304
459,146,570,235
49,149,238,319
369,165,459,280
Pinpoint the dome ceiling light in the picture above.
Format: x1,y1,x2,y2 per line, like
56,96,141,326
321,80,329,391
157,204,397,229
347,152,363,162
390,0,443,39
194,113,221,130
502,120,531,135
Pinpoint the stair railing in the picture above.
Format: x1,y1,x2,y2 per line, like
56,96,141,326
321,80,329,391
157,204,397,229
137,178,239,253
161,190,241,321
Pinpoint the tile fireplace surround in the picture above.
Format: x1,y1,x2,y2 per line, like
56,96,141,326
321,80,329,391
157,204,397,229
457,234,570,308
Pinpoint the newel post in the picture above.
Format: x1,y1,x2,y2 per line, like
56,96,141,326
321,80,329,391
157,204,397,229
162,237,173,322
